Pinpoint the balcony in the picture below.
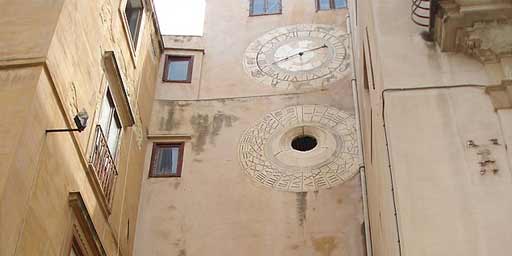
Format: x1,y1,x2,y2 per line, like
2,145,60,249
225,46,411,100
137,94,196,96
88,125,118,214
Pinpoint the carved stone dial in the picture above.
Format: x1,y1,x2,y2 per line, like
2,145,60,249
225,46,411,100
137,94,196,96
244,24,351,89
238,105,359,192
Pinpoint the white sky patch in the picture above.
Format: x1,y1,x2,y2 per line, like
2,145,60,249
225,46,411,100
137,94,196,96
154,0,206,36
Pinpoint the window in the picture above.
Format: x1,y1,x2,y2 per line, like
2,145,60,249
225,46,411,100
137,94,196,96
316,0,347,10
69,237,84,256
68,192,107,255
163,55,194,83
124,0,144,48
98,89,122,156
149,143,185,177
250,0,282,16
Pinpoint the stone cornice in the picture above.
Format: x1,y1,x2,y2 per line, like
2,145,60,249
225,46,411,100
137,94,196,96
457,20,512,63
435,0,512,63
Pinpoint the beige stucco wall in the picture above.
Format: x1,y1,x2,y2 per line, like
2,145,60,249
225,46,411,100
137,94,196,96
384,88,512,255
0,0,161,255
354,0,512,255
0,0,64,63
154,0,350,100
136,91,365,256
134,0,366,255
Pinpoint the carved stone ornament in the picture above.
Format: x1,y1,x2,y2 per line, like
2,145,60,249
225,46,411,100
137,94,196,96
457,20,512,63
238,105,359,192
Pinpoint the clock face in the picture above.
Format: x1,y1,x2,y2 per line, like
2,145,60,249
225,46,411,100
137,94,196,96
244,24,351,89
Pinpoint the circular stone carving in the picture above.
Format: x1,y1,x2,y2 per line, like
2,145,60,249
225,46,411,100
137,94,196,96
238,105,359,192
243,24,351,89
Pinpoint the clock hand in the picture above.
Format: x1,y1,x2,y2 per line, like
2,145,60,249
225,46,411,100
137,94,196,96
270,44,328,65
298,44,328,55
271,55,293,65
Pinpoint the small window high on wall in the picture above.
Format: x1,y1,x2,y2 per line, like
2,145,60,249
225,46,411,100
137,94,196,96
250,0,282,16
124,0,144,48
317,0,347,10
149,143,185,177
163,55,194,83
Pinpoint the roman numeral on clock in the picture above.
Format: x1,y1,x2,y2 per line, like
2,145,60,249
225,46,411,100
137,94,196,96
286,31,299,39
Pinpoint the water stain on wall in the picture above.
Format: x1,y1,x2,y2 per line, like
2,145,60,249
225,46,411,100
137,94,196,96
312,236,338,256
190,113,210,153
209,112,239,145
296,192,307,226
177,249,186,256
171,36,193,43
190,111,239,154
290,244,300,250
159,102,190,131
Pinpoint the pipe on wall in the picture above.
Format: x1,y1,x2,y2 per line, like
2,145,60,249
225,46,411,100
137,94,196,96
380,84,487,256
346,10,374,256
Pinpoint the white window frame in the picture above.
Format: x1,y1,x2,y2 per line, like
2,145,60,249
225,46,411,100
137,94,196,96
98,87,123,159
119,0,146,64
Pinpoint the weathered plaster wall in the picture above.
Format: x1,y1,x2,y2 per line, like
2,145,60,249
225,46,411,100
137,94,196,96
354,0,512,255
0,66,45,256
0,0,64,62
136,90,365,256
0,0,161,255
135,1,366,255
155,48,205,100
155,0,350,100
384,88,512,256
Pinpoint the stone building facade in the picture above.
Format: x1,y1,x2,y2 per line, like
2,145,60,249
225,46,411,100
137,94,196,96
0,0,161,255
133,1,366,255
1,0,511,255
355,0,512,255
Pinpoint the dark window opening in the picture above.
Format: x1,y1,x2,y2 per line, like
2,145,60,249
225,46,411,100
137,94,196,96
317,0,347,10
291,135,318,152
250,0,282,16
125,0,144,48
149,143,185,177
163,55,194,83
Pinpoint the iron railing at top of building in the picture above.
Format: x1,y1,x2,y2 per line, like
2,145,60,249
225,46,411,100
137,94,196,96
411,0,431,27
411,0,439,31
89,125,118,208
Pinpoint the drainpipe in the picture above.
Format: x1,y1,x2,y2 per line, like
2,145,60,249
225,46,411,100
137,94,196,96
380,84,487,256
346,12,373,256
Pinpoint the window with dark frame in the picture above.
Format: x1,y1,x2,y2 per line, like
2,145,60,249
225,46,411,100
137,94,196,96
69,236,85,256
98,88,122,157
124,0,144,48
250,0,282,16
149,143,185,177
163,55,194,83
316,0,347,10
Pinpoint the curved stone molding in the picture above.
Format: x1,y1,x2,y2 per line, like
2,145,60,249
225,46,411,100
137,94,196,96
238,105,359,192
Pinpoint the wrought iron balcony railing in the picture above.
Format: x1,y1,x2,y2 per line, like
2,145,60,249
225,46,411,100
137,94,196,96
89,125,118,209
411,0,431,28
